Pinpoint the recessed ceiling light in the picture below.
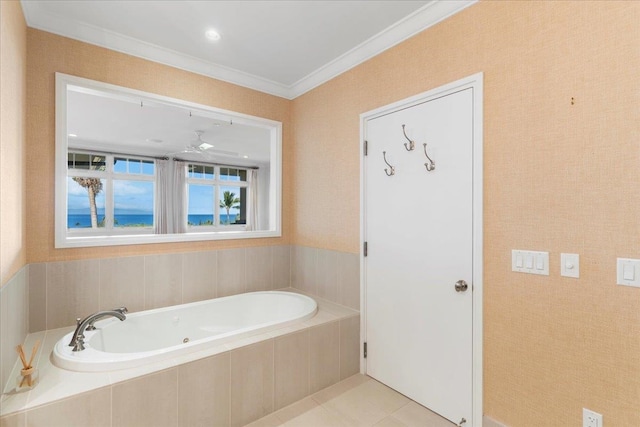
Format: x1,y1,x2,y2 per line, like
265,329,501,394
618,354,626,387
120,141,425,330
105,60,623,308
243,155,249,159
68,134,77,137
199,142,214,150
205,29,221,41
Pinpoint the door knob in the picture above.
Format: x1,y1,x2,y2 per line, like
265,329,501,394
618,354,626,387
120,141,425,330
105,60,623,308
455,280,468,292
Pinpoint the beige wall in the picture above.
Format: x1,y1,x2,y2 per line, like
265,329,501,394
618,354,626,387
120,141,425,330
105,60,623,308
0,0,27,287
291,1,640,425
26,29,292,263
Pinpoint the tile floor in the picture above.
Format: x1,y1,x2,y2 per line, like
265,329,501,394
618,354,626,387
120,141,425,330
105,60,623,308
244,374,455,427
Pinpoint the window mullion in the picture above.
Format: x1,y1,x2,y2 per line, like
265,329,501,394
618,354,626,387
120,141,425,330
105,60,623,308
105,154,114,230
214,166,220,226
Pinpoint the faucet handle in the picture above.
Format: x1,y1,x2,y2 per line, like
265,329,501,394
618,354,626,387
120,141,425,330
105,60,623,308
72,334,86,352
115,307,128,314
69,317,84,346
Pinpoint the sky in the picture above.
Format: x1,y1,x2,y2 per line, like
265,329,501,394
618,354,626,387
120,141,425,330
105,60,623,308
68,177,153,214
188,184,241,215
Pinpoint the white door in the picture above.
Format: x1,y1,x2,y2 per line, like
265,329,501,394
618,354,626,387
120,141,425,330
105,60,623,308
364,87,475,426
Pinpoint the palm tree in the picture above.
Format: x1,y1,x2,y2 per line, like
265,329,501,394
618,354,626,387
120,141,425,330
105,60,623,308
219,190,240,224
72,177,103,228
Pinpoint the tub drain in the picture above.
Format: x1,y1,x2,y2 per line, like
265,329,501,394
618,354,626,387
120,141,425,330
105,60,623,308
183,337,189,343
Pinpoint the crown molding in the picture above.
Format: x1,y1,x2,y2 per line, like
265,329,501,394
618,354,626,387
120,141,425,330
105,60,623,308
289,0,477,98
20,1,292,98
20,0,476,100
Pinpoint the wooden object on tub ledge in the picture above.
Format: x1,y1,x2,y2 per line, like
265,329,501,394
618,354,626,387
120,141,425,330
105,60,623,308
15,340,40,391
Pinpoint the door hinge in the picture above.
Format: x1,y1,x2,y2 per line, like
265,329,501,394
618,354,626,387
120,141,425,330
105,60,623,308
363,241,368,257
363,342,367,358
364,140,368,156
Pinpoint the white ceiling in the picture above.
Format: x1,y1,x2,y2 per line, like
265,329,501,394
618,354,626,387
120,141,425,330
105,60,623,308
21,0,475,99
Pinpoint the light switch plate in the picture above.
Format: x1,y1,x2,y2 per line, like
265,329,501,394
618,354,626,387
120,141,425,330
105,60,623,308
561,253,580,278
512,250,549,275
617,258,640,287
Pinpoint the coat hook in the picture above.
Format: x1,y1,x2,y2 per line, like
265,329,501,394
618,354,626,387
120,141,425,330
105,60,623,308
423,143,435,172
402,125,415,151
382,151,395,176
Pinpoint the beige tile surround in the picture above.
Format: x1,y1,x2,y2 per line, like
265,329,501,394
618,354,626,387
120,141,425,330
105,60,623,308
0,268,29,408
25,245,358,334
0,244,361,425
291,246,359,310
0,290,360,426
28,245,294,332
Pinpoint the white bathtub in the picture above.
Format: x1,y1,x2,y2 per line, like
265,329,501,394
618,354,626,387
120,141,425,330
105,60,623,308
52,291,317,372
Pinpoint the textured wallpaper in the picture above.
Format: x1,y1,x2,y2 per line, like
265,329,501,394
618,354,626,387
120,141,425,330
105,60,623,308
290,1,640,425
0,0,27,286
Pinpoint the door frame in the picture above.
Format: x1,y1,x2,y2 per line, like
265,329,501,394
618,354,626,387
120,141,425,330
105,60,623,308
359,72,483,426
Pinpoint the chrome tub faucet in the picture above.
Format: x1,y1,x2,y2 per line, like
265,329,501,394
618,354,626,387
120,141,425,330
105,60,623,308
69,307,128,352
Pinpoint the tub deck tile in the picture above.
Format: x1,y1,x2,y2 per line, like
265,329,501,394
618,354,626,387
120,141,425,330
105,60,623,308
283,288,359,319
224,331,274,352
266,322,309,339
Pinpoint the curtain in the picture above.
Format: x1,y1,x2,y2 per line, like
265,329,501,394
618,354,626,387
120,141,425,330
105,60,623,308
154,159,170,234
172,160,187,234
246,169,259,231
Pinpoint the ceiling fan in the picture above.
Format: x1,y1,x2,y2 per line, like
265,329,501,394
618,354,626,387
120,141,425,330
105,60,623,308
168,130,239,159
176,130,215,155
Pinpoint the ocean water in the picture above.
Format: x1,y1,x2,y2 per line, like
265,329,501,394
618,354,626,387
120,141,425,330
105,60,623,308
68,214,238,228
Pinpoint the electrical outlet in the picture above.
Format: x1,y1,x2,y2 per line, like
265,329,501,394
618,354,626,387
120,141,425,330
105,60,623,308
583,408,603,427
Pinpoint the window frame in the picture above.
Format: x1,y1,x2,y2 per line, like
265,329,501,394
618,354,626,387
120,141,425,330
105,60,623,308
185,163,249,231
55,72,282,248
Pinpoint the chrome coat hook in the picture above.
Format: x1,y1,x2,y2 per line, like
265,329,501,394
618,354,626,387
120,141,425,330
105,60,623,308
423,143,435,171
382,151,395,176
401,124,414,151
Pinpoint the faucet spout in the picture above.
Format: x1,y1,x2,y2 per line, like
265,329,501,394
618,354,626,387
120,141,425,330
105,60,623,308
85,307,127,331
68,308,128,351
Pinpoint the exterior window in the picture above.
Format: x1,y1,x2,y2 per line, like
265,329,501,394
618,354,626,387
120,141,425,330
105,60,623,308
220,167,247,182
187,163,248,228
188,184,214,226
67,176,106,228
67,152,155,233
112,157,154,228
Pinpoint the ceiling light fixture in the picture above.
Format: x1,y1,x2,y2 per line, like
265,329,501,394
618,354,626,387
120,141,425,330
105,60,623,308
68,134,77,137
205,29,221,41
